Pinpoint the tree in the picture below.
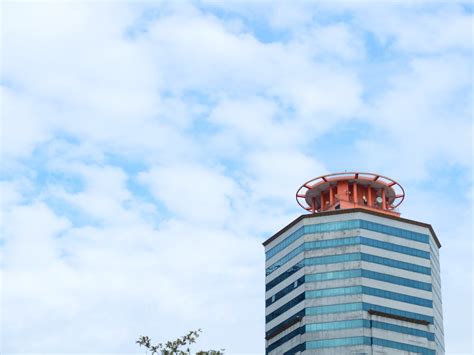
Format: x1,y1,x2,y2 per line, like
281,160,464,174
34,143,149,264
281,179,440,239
136,329,224,355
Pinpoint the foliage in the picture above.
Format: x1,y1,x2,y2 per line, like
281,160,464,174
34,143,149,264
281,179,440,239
136,329,224,355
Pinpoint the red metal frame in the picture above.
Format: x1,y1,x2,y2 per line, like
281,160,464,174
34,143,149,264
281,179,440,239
295,172,405,215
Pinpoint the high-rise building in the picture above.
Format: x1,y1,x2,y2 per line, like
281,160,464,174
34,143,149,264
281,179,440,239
263,172,444,354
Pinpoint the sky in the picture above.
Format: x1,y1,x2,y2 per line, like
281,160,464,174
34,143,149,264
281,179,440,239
0,1,472,354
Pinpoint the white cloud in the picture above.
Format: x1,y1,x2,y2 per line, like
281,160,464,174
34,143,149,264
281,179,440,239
3,203,70,269
207,97,303,155
360,3,472,54
1,0,364,163
354,53,472,181
1,88,56,158
245,150,327,202
295,23,365,61
139,164,239,226
2,165,264,352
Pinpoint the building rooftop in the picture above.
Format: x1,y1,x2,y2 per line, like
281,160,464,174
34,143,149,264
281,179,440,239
296,172,405,217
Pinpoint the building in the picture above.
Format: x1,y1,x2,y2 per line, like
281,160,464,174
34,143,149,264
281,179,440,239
263,172,444,354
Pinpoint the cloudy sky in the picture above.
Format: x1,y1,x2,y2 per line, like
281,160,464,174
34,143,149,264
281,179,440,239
1,1,472,354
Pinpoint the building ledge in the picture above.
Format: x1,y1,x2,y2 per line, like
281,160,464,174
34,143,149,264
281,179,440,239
262,208,441,248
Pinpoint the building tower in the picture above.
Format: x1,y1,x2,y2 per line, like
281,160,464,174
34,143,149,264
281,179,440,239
263,172,444,354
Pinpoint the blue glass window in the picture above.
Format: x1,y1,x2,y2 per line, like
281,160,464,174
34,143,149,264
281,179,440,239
371,320,434,341
266,276,304,306
306,319,369,332
266,243,307,275
266,237,359,275
267,301,434,352
361,285,432,308
306,302,363,316
372,337,435,354
305,337,435,354
266,219,430,261
266,253,431,292
360,253,431,275
266,326,304,353
305,252,431,274
282,343,305,355
306,268,362,282
266,309,304,339
358,220,429,243
361,269,432,291
266,227,305,260
306,336,370,349
363,303,433,323
267,287,432,323
305,285,432,308
305,302,433,323
306,285,362,299
266,262,304,291
305,252,361,265
359,236,430,259
266,293,305,323
266,236,430,276
305,268,431,291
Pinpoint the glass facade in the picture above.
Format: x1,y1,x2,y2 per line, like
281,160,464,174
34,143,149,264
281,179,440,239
306,336,369,349
306,319,367,332
266,219,429,260
270,336,437,354
265,213,442,355
306,337,435,354
267,284,433,325
267,264,432,296
266,235,430,275
360,253,431,274
266,276,304,306
266,293,305,323
362,302,434,323
371,338,436,354
360,269,432,291
266,262,303,292
371,320,434,340
306,285,432,308
305,301,434,323
304,252,430,274
305,302,363,316
266,309,305,339
267,303,435,352
266,327,304,353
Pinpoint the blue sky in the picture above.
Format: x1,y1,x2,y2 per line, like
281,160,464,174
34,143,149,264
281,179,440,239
1,1,472,354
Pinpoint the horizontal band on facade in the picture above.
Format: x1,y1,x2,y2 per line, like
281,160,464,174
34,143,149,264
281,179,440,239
271,336,436,355
266,285,432,323
265,218,430,263
266,301,434,338
266,268,432,307
367,309,430,325
266,261,304,292
266,292,305,323
266,251,431,292
306,285,432,307
265,311,303,340
267,319,435,353
305,336,436,354
266,309,305,340
262,209,441,249
266,235,430,276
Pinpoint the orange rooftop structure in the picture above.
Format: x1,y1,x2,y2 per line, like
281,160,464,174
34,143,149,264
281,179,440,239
296,172,405,217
